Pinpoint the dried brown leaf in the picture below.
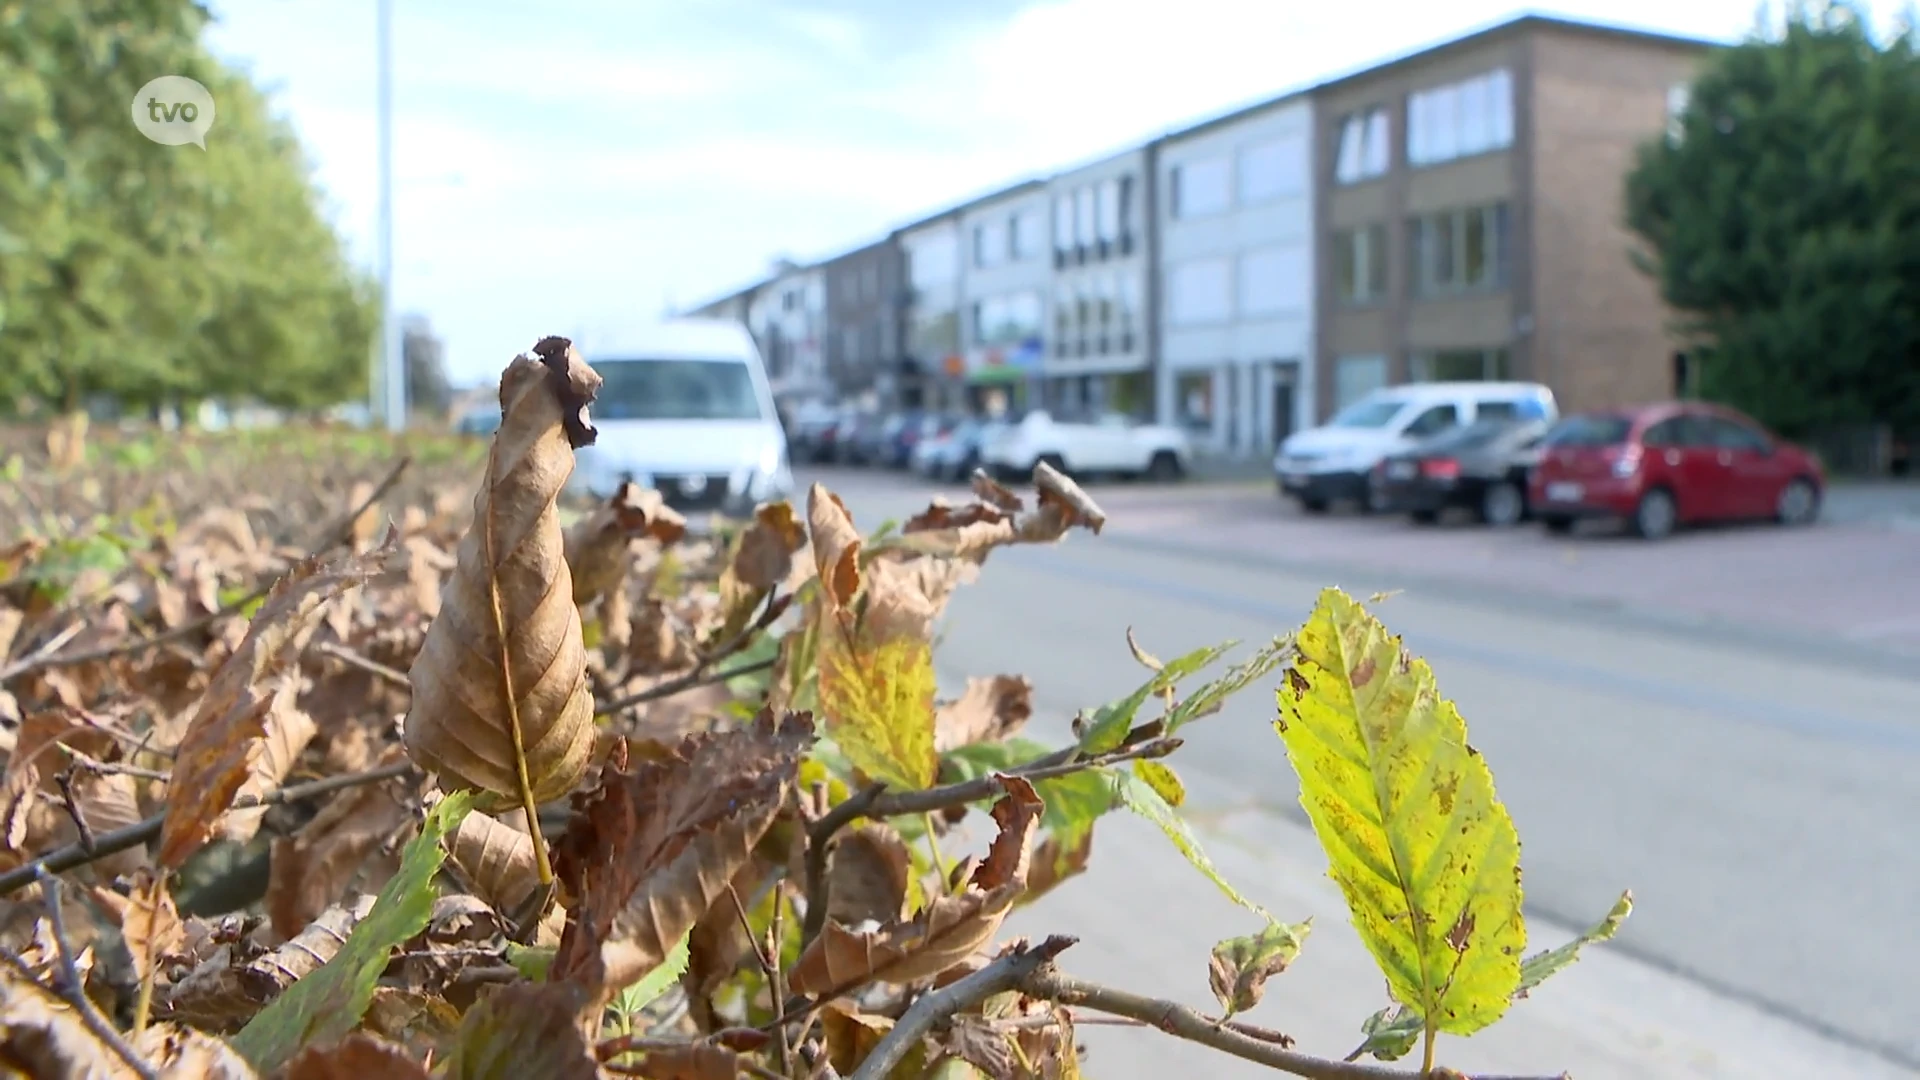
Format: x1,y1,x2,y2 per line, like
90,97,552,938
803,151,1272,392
123,868,186,989
439,980,599,1080
806,484,862,614
283,1032,428,1080
934,675,1033,753
157,534,398,869
730,500,805,593
404,339,602,809
132,1022,258,1078
0,953,126,1078
789,775,1043,995
550,709,813,1006
165,895,375,1031
565,480,684,607
626,1044,739,1080
826,824,912,926
265,749,416,939
445,809,543,920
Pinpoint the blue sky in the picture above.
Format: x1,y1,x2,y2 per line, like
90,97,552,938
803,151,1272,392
205,0,1785,388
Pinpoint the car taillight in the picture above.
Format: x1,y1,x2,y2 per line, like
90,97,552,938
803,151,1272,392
1421,458,1460,480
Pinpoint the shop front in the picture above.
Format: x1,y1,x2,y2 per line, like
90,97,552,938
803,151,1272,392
965,337,1042,417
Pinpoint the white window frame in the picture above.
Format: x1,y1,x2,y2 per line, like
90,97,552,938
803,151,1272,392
1334,107,1390,184
1409,69,1514,167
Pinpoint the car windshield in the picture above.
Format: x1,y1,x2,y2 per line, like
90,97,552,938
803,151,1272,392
1545,414,1632,448
1328,398,1406,429
591,358,763,421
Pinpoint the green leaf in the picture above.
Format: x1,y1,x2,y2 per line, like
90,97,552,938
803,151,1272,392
505,943,553,982
1272,587,1525,1040
608,929,691,1021
1208,920,1313,1017
232,791,474,1071
1164,635,1296,735
1353,1005,1424,1062
943,738,1115,844
1517,890,1633,998
1113,768,1266,918
1077,642,1236,754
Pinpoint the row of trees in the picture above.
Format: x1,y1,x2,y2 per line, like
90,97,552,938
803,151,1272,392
1628,0,1920,439
0,0,376,415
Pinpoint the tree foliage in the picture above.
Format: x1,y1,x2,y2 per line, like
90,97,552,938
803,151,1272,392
0,338,1636,1078
1624,0,1920,435
0,0,374,414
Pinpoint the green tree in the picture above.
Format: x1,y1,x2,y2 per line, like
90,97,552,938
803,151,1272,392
1624,0,1920,436
0,0,372,415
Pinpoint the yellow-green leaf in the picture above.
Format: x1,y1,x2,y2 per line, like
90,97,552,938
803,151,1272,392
1077,641,1235,754
1132,759,1185,808
609,929,691,1020
1113,769,1266,918
1165,635,1296,735
1352,1004,1423,1062
817,632,938,791
1208,919,1312,1017
1272,587,1524,1038
233,791,474,1072
1517,890,1632,998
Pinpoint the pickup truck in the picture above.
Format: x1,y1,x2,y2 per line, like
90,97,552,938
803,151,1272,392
981,409,1191,481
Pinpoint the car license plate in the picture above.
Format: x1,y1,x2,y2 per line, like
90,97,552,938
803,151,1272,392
1546,481,1583,502
1388,461,1417,480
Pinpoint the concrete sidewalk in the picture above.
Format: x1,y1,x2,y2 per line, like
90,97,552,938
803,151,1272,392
983,726,1910,1080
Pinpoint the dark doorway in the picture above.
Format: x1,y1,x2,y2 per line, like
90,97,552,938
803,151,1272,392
1271,373,1296,451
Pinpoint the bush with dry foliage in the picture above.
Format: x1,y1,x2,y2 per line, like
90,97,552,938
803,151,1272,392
0,337,1635,1080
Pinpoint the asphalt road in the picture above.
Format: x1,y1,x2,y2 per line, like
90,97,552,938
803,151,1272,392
804,466,1920,1076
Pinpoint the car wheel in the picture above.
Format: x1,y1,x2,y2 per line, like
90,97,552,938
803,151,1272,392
1145,451,1182,483
1541,515,1575,535
1409,509,1440,526
1631,487,1678,540
1298,497,1330,514
1478,482,1526,528
1776,477,1820,525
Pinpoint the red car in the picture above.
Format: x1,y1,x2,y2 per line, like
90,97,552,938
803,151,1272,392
1528,402,1825,540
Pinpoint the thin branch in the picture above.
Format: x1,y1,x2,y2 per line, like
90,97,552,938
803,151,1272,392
849,936,1078,1080
1019,964,1568,1080
53,771,94,852
596,588,786,716
0,761,416,896
33,869,158,1080
315,640,411,691
727,883,792,1071
0,456,410,684
800,739,1180,948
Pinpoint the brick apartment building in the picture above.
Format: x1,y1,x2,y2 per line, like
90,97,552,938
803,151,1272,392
1313,15,1712,420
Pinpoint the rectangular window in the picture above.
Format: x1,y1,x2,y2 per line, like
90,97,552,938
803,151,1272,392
1410,348,1511,382
1116,175,1136,243
1053,193,1074,252
1334,355,1389,410
908,232,957,290
1096,179,1121,241
1172,157,1232,218
1238,138,1303,203
1409,69,1514,167
1333,224,1387,305
1074,186,1097,246
1168,258,1232,325
1334,106,1390,184
1012,209,1043,260
1238,244,1306,316
1410,202,1510,297
972,221,1006,268
1666,83,1691,143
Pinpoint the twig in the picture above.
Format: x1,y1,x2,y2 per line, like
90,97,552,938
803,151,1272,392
315,640,411,691
0,456,410,683
800,738,1180,948
726,884,792,1072
596,656,778,716
0,761,416,896
33,869,158,1080
53,771,94,852
58,746,172,784
849,936,1078,1080
1019,964,1567,1080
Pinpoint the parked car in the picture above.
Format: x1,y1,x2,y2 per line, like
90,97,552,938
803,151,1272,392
568,319,793,520
1527,402,1824,540
1276,382,1559,514
1371,418,1550,527
912,416,987,481
787,401,842,463
834,411,886,465
981,409,1191,481
878,409,940,469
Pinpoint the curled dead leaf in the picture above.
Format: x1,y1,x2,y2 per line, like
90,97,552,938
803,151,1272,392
404,339,602,812
439,979,600,1080
729,501,805,593
789,774,1043,995
165,895,376,1031
0,944,126,1077
133,1023,259,1078
806,485,862,614
284,1032,429,1080
445,810,542,919
550,709,813,1007
564,480,685,607
158,532,399,869
123,868,186,993
934,675,1033,753
826,823,912,927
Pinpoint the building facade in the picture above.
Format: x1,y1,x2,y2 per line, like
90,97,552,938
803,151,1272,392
746,260,830,407
896,214,966,412
1044,147,1155,418
821,237,908,406
1311,15,1709,421
955,180,1049,413
1156,95,1316,459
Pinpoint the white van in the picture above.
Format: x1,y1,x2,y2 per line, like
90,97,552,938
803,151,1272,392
1274,381,1557,513
568,319,793,518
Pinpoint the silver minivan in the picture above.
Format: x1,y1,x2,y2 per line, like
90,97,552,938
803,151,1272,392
569,319,793,519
